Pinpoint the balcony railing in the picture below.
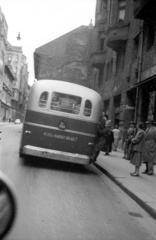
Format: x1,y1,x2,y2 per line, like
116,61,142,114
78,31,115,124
106,21,130,52
91,50,106,68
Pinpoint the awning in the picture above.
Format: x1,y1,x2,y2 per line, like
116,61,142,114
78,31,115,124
134,75,156,88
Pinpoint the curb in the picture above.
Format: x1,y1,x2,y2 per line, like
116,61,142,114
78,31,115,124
94,162,156,221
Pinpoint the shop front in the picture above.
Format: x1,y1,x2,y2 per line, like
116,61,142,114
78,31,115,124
135,76,156,122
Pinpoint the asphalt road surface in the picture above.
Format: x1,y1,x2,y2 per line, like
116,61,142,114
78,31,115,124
1,124,156,240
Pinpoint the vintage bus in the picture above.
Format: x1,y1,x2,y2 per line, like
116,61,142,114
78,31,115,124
19,80,102,165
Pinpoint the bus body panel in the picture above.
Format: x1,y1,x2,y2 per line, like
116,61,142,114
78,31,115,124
20,121,97,155
24,110,98,135
19,80,102,165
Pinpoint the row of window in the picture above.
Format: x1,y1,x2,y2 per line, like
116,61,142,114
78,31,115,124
99,0,126,21
39,92,92,117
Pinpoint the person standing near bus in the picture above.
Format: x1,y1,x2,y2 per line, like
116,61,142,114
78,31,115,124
90,117,110,163
105,122,114,155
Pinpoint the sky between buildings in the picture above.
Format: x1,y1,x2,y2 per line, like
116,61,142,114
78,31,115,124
0,0,96,86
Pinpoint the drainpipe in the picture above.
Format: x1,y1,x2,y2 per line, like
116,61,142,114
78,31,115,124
108,0,113,27
134,20,144,123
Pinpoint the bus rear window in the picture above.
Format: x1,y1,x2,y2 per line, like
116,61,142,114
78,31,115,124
39,91,49,108
51,92,82,115
84,100,92,117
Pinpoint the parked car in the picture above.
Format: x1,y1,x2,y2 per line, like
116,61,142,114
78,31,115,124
15,119,21,124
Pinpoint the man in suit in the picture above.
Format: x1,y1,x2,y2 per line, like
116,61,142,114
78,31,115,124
105,123,114,155
90,117,110,163
142,119,156,175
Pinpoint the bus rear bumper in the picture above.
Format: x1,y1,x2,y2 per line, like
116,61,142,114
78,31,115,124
21,145,90,165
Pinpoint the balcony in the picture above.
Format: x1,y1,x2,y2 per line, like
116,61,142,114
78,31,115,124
91,50,106,68
134,0,156,19
106,21,130,52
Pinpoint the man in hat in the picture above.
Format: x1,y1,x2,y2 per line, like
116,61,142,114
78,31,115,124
142,119,156,175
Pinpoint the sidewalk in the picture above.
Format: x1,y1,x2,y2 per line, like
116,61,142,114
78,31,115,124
95,149,156,220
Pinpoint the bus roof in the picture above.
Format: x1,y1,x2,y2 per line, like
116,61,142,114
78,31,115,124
30,80,101,101
27,80,102,122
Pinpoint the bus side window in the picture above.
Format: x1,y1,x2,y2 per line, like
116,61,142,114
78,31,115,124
39,91,49,108
51,92,60,111
84,100,92,117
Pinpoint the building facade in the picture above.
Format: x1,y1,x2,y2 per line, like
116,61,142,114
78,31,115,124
90,0,156,129
7,44,29,121
133,0,156,123
1,64,15,121
0,6,29,122
34,25,93,87
0,6,8,121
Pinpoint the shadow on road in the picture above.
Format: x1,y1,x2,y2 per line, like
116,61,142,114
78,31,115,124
20,156,96,175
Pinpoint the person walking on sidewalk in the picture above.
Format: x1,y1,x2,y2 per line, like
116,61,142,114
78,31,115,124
142,119,156,175
112,125,120,151
130,122,145,177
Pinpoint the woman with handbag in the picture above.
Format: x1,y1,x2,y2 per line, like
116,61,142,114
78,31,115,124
130,122,145,177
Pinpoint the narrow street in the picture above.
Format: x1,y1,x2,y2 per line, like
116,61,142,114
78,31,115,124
0,124,156,240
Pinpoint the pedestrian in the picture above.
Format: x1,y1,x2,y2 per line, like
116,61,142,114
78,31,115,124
90,117,110,163
130,122,145,177
105,122,114,155
100,111,107,123
112,124,120,151
142,119,156,175
123,122,137,160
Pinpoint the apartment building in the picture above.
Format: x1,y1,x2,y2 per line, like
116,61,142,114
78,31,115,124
7,44,29,121
1,63,15,121
90,0,156,128
0,6,29,122
133,0,156,122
